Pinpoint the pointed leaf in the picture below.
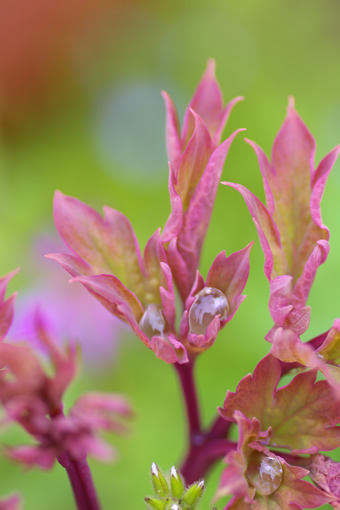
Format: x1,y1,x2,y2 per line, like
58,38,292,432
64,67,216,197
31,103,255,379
177,110,212,210
143,230,167,305
73,274,148,346
220,355,340,453
53,191,145,291
45,252,92,278
177,129,243,289
224,183,288,280
207,243,253,313
161,166,183,244
245,100,339,286
181,59,242,147
161,91,182,168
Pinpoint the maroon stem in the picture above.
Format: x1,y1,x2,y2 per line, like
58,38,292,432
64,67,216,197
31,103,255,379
206,414,232,441
180,439,236,485
175,360,201,440
175,359,237,484
58,452,101,510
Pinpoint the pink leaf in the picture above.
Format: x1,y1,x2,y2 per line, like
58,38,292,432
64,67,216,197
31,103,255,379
220,354,340,453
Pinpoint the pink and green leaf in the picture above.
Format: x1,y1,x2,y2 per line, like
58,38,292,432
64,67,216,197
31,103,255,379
176,109,212,210
73,274,147,344
181,59,243,148
161,91,182,169
223,183,288,280
242,99,339,286
175,129,244,292
207,243,253,315
53,191,145,291
0,269,18,341
161,167,183,244
308,454,340,507
220,355,340,453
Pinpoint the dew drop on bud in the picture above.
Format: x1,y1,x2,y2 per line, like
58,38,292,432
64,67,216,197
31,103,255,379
139,304,166,340
188,287,229,335
246,453,283,496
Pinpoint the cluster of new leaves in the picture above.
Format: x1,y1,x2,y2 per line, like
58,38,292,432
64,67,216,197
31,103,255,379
2,60,340,510
49,60,340,509
49,60,251,364
145,464,204,510
0,271,132,506
217,356,340,508
215,89,340,508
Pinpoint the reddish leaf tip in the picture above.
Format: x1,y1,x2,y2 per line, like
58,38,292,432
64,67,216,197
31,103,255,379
205,57,216,77
288,95,296,111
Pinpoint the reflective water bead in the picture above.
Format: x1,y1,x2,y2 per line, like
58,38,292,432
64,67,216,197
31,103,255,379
188,287,229,335
246,453,283,496
139,304,166,340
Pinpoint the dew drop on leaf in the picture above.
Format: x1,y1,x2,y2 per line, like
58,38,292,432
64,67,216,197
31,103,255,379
246,453,283,496
188,287,229,335
139,304,166,339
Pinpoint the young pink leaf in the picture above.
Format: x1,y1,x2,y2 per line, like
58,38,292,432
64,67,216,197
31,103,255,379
223,182,288,281
161,62,243,302
216,411,331,509
220,355,340,453
161,91,182,169
206,243,253,315
308,454,340,508
176,109,212,211
72,273,147,344
182,244,252,352
53,191,145,289
170,129,244,298
181,59,243,148
0,494,22,510
0,270,18,341
225,100,340,343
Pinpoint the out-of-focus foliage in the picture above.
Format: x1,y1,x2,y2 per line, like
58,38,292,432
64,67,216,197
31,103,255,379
0,0,339,508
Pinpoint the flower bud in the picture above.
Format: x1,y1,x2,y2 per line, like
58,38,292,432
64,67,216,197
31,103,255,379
144,497,166,510
170,466,185,499
181,480,205,509
151,463,169,498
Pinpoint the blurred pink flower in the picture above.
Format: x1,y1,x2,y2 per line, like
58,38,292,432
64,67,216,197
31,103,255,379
0,271,133,470
0,494,21,510
9,232,125,369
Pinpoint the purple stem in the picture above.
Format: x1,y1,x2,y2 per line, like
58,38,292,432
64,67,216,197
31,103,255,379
206,414,232,441
180,439,236,485
175,360,201,440
58,452,101,510
174,360,236,484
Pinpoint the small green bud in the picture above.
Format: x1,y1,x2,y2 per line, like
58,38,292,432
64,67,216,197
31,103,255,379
181,480,205,509
170,466,185,499
151,463,170,498
144,497,166,510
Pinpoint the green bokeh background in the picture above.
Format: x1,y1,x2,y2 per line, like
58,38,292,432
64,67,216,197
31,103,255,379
0,0,340,508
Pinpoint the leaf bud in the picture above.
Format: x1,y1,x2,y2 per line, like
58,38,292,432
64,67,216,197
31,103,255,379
151,463,169,498
181,480,205,509
144,497,166,510
170,466,185,499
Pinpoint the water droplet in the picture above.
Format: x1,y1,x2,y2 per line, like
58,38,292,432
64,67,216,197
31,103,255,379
246,453,283,496
139,304,166,339
188,287,229,335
